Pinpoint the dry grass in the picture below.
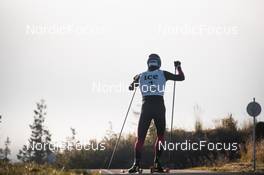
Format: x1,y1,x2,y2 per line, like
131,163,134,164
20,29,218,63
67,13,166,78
0,162,100,175
191,162,264,173
191,140,264,173
241,140,264,163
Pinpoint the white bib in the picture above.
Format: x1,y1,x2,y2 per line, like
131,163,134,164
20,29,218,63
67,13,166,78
139,70,166,96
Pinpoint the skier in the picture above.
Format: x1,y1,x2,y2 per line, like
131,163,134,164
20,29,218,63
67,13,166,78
128,53,185,173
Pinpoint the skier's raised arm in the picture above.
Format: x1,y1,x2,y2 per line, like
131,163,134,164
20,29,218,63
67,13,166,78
129,74,140,91
163,61,185,81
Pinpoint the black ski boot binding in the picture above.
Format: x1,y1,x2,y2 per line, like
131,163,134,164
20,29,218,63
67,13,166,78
150,161,169,173
128,163,143,174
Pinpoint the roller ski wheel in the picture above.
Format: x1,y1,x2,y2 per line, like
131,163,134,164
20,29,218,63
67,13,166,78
127,164,143,174
150,164,170,174
120,169,126,173
164,168,170,173
120,169,143,174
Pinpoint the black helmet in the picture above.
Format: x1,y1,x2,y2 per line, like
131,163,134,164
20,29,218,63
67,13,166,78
147,53,161,69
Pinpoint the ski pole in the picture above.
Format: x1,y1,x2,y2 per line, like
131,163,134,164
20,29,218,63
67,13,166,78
107,88,137,169
169,64,177,164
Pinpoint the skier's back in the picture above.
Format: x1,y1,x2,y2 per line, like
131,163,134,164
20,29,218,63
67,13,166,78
128,53,185,173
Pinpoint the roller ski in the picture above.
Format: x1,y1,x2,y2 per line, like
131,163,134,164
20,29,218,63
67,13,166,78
150,161,170,174
126,164,143,174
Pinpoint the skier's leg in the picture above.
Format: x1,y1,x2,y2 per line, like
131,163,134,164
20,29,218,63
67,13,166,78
129,104,151,173
134,109,152,165
153,104,166,164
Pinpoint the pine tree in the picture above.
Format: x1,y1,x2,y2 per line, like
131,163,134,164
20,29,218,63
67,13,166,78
65,127,79,151
0,115,2,160
17,100,52,164
3,137,11,162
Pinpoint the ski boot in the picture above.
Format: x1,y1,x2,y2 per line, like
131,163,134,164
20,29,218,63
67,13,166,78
128,163,143,174
150,161,170,173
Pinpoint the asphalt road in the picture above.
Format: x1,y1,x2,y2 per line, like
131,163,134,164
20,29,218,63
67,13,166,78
88,169,262,175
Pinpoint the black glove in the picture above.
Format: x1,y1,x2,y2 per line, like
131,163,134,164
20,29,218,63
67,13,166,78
174,61,181,68
129,84,134,91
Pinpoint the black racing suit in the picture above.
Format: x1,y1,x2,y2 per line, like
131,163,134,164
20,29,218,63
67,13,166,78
130,67,185,165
